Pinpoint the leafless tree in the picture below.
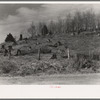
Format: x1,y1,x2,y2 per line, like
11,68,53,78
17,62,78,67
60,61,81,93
28,22,36,38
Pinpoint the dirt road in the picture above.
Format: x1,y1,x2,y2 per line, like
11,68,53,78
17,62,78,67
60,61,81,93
0,73,100,84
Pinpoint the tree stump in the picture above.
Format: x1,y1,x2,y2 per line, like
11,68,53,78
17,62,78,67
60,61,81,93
38,48,41,60
16,49,21,56
51,53,57,59
67,48,70,59
8,46,12,57
4,49,8,56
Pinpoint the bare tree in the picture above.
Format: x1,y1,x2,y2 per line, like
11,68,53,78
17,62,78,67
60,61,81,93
96,14,100,31
64,13,72,33
28,22,36,38
73,11,83,34
56,17,64,34
82,9,96,32
48,20,56,34
36,22,44,36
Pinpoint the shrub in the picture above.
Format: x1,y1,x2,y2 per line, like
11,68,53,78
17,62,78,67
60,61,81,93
31,48,38,53
62,59,77,73
73,55,97,72
92,54,100,61
40,46,52,54
0,60,18,74
5,33,16,43
19,62,49,76
19,64,35,76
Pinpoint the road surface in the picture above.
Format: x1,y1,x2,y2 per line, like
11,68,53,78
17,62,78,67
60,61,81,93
0,73,100,84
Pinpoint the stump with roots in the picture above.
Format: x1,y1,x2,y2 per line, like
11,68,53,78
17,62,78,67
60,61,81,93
51,53,57,59
8,46,12,56
16,49,21,56
4,49,8,56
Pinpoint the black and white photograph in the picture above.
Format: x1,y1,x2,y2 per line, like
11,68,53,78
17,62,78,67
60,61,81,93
0,2,100,85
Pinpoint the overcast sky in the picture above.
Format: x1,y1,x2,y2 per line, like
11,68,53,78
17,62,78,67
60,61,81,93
0,4,100,43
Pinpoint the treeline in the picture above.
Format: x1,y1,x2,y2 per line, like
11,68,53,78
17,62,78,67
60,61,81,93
4,9,100,43
27,9,100,37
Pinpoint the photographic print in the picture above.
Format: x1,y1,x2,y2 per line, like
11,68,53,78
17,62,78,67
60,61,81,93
0,2,100,85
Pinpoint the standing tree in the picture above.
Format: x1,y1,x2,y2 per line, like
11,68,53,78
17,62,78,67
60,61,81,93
96,14,100,31
28,22,36,38
65,13,72,33
73,11,83,34
36,22,44,36
82,9,96,32
56,17,63,34
48,20,56,34
71,18,76,35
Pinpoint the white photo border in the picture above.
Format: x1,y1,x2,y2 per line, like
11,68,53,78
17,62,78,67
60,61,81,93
0,1,100,99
